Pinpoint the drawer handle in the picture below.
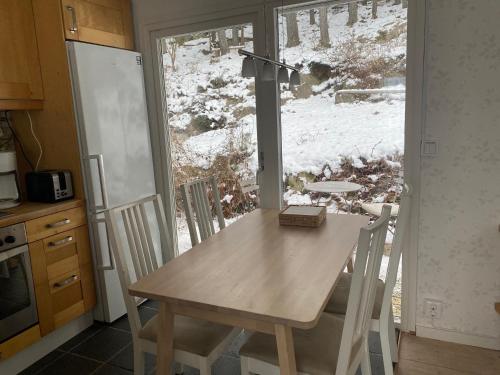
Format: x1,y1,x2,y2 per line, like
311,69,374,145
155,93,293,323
65,6,78,33
49,236,73,247
54,275,79,289
47,219,71,228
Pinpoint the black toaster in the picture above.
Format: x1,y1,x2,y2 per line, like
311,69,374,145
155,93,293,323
26,170,74,203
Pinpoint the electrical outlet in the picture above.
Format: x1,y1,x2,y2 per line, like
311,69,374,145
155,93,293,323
424,299,443,319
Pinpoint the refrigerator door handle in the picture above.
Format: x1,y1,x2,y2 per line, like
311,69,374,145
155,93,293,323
94,217,115,271
88,154,109,211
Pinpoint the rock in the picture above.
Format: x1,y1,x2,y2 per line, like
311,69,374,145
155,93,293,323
309,61,332,82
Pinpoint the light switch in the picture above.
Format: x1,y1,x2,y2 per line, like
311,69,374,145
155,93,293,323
421,140,439,156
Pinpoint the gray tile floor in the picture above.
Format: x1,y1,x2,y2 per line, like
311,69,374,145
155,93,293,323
21,300,390,375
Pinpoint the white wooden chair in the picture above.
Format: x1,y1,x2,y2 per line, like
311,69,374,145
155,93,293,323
239,205,392,375
105,194,240,375
181,176,225,247
324,185,412,375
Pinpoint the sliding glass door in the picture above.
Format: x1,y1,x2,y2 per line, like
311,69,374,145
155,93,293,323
159,24,260,253
277,0,408,320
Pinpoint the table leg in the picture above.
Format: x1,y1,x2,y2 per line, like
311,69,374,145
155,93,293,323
275,324,297,375
157,302,174,374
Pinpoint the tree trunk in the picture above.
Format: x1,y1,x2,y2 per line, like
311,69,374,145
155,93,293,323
394,0,401,5
232,27,239,45
402,0,408,8
240,26,245,45
309,9,316,25
319,7,330,48
372,0,378,19
217,29,229,55
286,13,300,47
347,2,358,26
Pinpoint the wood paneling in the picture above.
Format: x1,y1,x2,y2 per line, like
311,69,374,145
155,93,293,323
0,0,44,105
397,333,500,375
0,325,41,361
75,225,96,311
11,0,85,200
29,240,55,335
61,0,134,49
54,301,85,329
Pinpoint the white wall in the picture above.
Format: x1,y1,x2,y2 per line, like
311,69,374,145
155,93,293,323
416,0,500,349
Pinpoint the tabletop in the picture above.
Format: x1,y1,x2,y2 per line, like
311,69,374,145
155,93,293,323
304,181,363,194
129,209,369,329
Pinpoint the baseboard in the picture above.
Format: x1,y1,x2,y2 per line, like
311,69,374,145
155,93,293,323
0,313,94,375
416,325,500,350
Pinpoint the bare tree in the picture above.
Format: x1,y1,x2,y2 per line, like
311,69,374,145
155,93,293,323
309,9,316,25
240,26,245,45
347,2,358,26
162,38,178,71
372,0,378,19
217,29,229,55
319,7,330,48
285,13,300,47
232,27,239,45
402,0,408,8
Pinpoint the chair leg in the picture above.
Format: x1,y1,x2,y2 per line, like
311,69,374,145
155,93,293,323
240,356,251,375
360,341,372,375
388,308,399,363
133,344,145,375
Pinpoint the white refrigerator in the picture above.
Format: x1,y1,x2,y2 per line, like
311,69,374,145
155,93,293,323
67,42,157,322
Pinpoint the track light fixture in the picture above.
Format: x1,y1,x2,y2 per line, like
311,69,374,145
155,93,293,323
238,49,300,85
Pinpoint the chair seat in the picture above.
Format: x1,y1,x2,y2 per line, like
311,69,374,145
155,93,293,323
324,272,385,319
361,202,399,217
240,313,360,375
139,314,234,357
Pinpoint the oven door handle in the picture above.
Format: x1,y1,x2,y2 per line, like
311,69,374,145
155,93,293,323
0,244,29,263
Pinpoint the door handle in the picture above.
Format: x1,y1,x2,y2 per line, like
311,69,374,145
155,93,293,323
88,154,109,211
94,217,115,271
48,236,73,247
65,6,78,33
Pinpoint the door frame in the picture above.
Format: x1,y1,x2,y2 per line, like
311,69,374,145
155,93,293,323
139,5,283,253
138,0,426,332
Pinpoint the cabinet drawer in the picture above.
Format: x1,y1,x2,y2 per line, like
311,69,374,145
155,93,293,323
26,207,86,242
44,230,77,265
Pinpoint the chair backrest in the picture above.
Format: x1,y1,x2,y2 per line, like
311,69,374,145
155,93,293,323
181,176,225,246
336,205,392,374
104,194,175,338
379,183,412,326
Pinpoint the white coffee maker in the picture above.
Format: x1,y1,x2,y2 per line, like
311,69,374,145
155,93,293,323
0,151,21,209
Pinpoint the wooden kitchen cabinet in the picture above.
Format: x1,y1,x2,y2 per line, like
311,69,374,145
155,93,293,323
0,0,44,109
61,0,134,50
28,207,96,336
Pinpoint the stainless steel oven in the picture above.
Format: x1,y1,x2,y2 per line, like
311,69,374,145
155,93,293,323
0,223,38,343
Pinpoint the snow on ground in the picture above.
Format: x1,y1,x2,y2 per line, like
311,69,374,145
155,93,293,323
183,95,404,174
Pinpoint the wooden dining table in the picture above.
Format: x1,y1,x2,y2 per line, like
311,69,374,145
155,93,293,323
128,209,369,374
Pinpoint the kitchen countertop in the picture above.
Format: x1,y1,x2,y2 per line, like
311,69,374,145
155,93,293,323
0,199,85,227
